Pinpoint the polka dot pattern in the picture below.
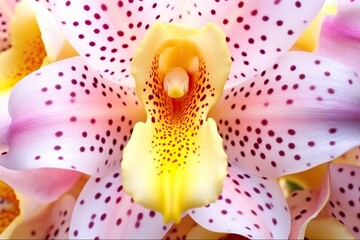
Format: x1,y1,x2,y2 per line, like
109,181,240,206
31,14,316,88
209,51,360,178
51,0,324,85
1,56,145,176
190,162,290,239
51,0,181,84
0,0,17,52
287,188,329,239
70,168,171,239
324,164,360,238
178,0,324,82
10,195,75,239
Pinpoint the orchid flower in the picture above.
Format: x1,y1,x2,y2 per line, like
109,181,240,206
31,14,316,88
0,0,81,235
285,146,360,239
1,0,360,239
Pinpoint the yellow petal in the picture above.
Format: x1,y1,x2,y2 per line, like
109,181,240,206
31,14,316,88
0,0,77,91
305,217,355,239
282,163,328,190
123,23,231,223
292,0,338,52
0,181,20,234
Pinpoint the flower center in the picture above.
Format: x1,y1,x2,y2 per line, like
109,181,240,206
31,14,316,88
163,67,189,98
122,22,231,223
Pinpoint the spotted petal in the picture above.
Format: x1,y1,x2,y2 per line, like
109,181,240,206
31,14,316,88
0,0,17,51
210,51,360,178
323,163,360,238
50,0,182,84
334,146,360,166
0,56,145,176
179,0,324,82
190,162,290,239
318,0,360,73
69,167,171,239
9,195,76,239
287,175,330,239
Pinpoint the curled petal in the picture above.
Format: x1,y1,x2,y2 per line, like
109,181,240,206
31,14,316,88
69,168,171,239
0,57,145,176
180,0,324,82
0,166,80,203
210,51,360,178
190,163,290,239
9,195,76,239
305,217,355,239
287,175,330,239
324,164,360,238
50,0,181,84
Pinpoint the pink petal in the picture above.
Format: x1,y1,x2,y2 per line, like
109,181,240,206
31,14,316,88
318,0,360,72
180,0,324,82
323,163,360,238
0,56,145,176
0,89,11,153
210,51,360,178
10,194,76,239
0,166,80,202
287,176,330,239
50,0,179,84
189,162,290,239
70,167,171,239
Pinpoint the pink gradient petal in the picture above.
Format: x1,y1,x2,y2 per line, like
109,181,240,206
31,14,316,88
318,0,360,73
0,166,80,202
70,167,171,239
10,195,76,239
50,0,180,84
0,56,145,176
180,0,324,82
189,162,290,239
323,163,360,238
287,175,330,239
210,51,360,178
0,89,11,153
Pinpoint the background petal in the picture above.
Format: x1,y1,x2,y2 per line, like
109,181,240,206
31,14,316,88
210,51,360,178
318,0,360,73
190,162,290,239
69,167,171,239
0,57,145,176
180,0,324,82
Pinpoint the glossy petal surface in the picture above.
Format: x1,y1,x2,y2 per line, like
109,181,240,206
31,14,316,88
190,163,290,239
0,89,11,153
210,51,360,178
0,166,80,202
70,167,171,239
0,57,145,176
